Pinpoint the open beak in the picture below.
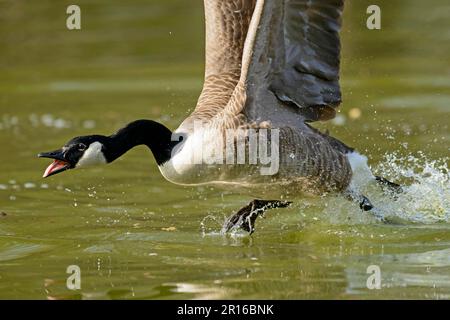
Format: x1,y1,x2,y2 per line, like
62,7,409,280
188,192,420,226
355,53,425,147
38,150,71,178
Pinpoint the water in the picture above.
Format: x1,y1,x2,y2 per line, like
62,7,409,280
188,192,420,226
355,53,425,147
0,0,449,299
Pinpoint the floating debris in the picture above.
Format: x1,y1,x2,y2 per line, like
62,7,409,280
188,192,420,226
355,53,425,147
82,120,96,129
348,107,362,120
44,278,55,288
1,113,96,132
24,182,36,189
161,226,177,232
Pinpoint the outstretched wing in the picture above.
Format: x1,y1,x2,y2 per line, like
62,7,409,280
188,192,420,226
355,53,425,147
241,0,344,123
189,0,344,125
191,0,256,121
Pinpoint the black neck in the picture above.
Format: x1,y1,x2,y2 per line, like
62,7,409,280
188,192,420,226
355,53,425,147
103,120,177,165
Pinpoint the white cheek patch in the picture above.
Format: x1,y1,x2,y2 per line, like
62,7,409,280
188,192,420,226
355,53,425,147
76,142,107,168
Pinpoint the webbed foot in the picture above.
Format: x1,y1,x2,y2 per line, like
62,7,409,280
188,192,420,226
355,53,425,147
345,191,387,222
222,200,292,234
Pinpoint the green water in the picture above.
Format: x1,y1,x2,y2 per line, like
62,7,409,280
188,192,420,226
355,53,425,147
0,0,449,299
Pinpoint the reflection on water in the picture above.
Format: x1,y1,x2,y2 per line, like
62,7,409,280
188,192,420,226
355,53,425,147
346,247,450,299
0,0,449,299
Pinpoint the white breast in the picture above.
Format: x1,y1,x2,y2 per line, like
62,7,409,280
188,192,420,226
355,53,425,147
347,151,374,191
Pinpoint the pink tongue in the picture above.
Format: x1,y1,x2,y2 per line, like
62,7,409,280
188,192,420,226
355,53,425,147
43,160,67,178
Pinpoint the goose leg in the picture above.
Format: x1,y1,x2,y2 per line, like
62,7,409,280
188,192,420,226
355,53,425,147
344,175,403,223
222,200,292,234
375,176,403,194
344,191,386,222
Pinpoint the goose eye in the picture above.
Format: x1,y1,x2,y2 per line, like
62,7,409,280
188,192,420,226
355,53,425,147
78,143,87,151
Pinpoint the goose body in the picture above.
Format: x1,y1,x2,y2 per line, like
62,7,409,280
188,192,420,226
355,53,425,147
159,124,353,199
159,0,353,198
39,0,400,232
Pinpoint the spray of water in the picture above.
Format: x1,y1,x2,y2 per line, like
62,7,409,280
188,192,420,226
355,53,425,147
201,152,449,234
370,152,449,223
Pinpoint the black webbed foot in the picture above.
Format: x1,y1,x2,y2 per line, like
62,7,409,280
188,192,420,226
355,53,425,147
222,200,292,234
359,195,374,211
345,191,387,222
357,195,387,222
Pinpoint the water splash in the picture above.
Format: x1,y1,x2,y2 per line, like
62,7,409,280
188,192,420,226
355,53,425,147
200,213,250,239
200,214,224,237
370,152,449,223
200,152,449,233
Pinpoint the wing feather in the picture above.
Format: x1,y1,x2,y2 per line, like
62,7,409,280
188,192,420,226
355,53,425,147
243,0,344,122
190,0,344,125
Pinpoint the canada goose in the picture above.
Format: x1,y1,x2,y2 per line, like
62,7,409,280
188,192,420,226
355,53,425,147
38,0,400,233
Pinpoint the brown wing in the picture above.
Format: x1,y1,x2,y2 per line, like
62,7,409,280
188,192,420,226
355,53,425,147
240,0,345,123
190,0,256,121
190,0,344,125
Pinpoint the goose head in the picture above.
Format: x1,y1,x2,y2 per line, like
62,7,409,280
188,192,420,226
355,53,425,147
38,120,179,178
38,135,108,178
